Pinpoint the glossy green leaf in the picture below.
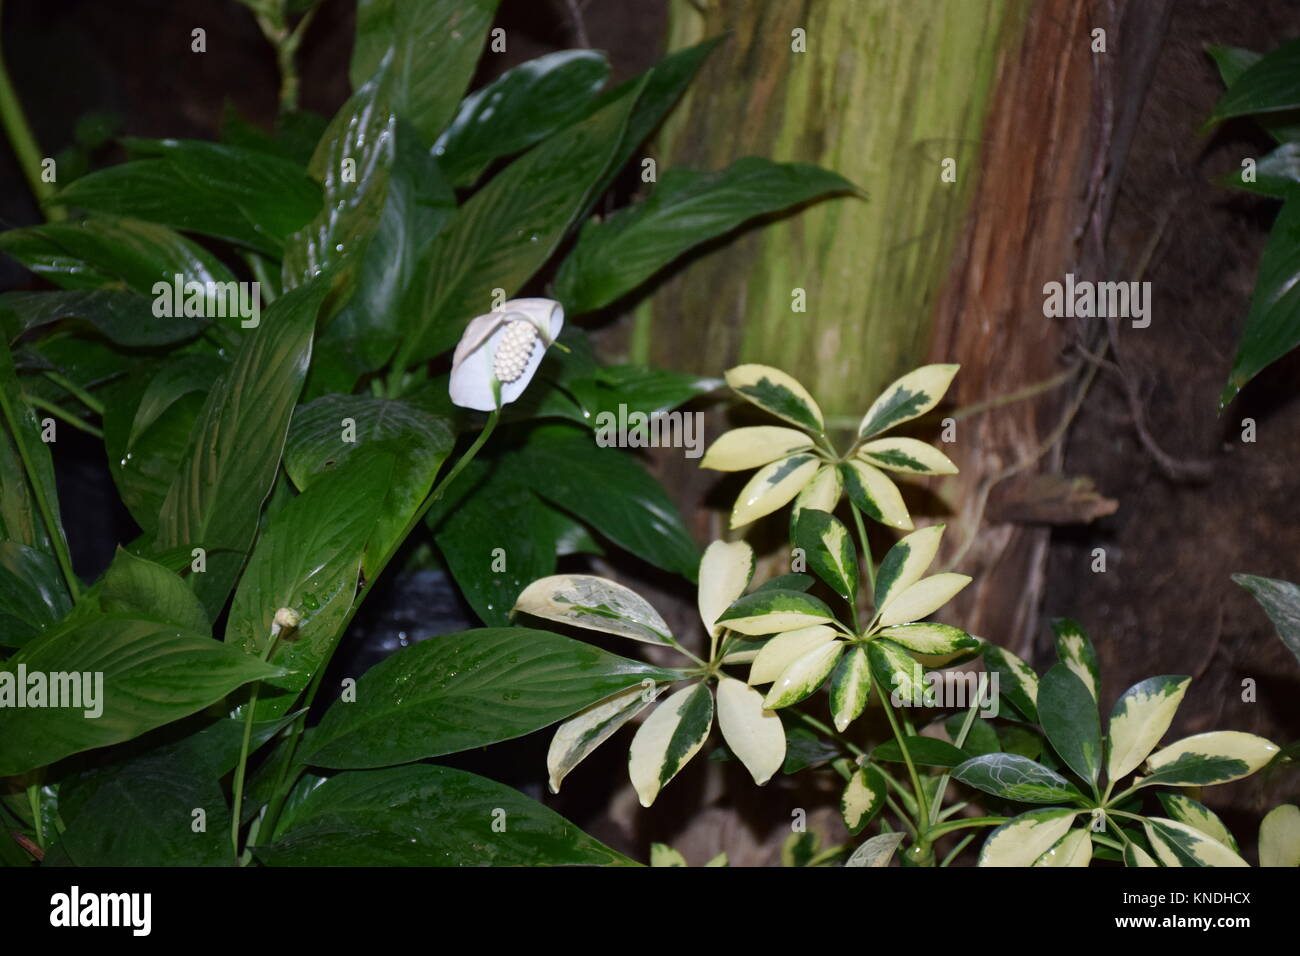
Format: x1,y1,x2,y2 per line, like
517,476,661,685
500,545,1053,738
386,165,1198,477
0,216,237,293
1038,663,1102,786
0,615,283,776
283,394,453,568
257,763,629,865
50,141,321,255
0,541,71,648
1210,37,1300,122
435,50,611,187
225,451,396,718
153,275,332,619
99,547,209,634
873,736,968,769
283,54,395,294
401,73,640,365
555,157,854,314
1,289,206,349
350,0,501,147
0,341,67,557
304,627,678,769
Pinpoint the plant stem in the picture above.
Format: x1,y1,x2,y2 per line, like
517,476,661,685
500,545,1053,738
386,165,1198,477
789,707,864,757
230,635,278,858
26,783,43,848
0,383,78,598
871,673,929,838
939,833,975,866
24,395,102,439
848,502,875,603
928,699,980,822
43,372,104,415
0,1,63,221
925,816,1006,839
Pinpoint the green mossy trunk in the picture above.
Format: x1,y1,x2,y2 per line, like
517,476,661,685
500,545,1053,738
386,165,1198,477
638,0,1027,422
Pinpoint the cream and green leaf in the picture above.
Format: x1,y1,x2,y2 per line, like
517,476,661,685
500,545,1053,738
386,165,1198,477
794,508,858,600
628,682,714,807
514,573,672,645
841,762,886,834
1105,674,1190,781
979,808,1078,867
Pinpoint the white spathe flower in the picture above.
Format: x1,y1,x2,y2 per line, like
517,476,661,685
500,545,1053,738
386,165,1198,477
448,298,564,410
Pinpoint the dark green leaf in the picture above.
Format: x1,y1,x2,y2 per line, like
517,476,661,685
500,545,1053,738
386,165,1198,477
0,541,71,648
0,290,206,348
0,616,283,776
1038,663,1102,787
435,49,611,187
1210,37,1300,122
792,507,858,601
0,341,67,557
555,157,855,314
99,547,209,634
350,0,501,147
153,275,332,619
872,736,968,768
303,627,678,769
256,764,630,865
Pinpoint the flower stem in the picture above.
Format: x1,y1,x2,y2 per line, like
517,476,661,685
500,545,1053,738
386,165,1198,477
230,635,278,858
0,1,63,221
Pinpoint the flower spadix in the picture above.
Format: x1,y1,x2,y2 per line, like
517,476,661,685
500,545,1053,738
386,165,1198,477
448,297,563,410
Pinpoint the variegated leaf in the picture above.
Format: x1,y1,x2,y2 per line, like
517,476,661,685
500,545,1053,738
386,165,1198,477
715,677,785,786
513,574,671,645
1123,843,1159,867
840,763,886,834
873,524,944,611
844,831,904,867
982,645,1039,722
839,460,912,530
725,363,824,432
1052,617,1100,699
829,645,871,732
790,464,842,527
730,453,820,528
1259,804,1300,867
866,638,924,705
1157,792,1239,852
716,588,836,636
858,437,958,475
697,539,754,637
1034,828,1092,867
1144,817,1248,867
793,508,858,600
763,639,844,709
650,843,687,866
877,622,977,656
700,425,815,471
857,364,959,439
878,572,971,627
978,808,1078,867
1106,675,1191,782
748,624,838,685
1143,731,1280,787
628,682,714,807
548,682,663,793
953,753,1087,804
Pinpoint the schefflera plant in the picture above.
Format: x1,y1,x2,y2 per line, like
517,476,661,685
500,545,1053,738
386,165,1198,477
514,539,793,807
954,622,1281,867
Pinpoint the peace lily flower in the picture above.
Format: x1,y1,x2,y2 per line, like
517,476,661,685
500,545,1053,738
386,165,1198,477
700,363,960,530
514,539,801,807
448,297,564,410
725,522,975,732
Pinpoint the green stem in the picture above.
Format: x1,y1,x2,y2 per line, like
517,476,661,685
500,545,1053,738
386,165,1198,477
24,395,102,439
939,833,975,867
928,700,981,822
0,384,78,598
230,635,278,857
26,784,43,848
871,672,929,836
848,502,875,605
43,372,104,416
884,796,918,839
789,707,864,757
0,1,63,221
925,816,1006,839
